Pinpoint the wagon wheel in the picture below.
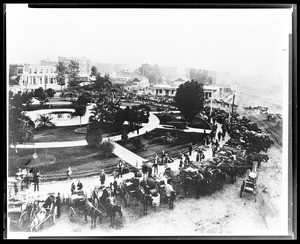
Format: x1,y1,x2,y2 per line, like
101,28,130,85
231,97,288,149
68,207,76,222
240,180,245,198
18,210,29,231
124,192,130,207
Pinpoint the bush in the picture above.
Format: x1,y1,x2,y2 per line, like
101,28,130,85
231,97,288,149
132,137,149,151
86,122,103,148
99,140,115,157
46,88,56,98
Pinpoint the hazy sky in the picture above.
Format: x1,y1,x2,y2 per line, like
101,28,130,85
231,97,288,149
6,4,292,77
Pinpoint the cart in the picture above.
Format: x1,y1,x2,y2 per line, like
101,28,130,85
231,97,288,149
68,190,87,222
240,171,258,201
7,195,35,231
29,193,58,232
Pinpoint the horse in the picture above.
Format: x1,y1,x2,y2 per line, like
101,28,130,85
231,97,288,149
105,197,123,228
135,187,153,216
84,199,103,229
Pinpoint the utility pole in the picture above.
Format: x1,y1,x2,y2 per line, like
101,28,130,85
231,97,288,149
210,84,213,124
230,90,236,127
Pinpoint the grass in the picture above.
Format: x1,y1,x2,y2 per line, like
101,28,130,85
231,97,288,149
117,128,206,160
33,124,133,143
8,146,135,181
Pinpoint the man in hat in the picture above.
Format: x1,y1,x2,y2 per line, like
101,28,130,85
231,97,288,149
77,179,83,190
117,160,124,178
100,170,106,185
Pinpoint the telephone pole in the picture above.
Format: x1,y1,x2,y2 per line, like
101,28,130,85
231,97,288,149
230,90,236,126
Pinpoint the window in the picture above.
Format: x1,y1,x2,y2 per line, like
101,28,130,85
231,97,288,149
51,69,53,73
159,89,162,93
40,76,43,84
17,68,23,74
46,69,48,73
33,77,36,85
34,69,37,74
29,69,32,74
45,76,48,84
50,77,53,84
40,69,43,73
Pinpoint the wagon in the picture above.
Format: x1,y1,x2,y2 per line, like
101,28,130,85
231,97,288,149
68,190,87,222
240,171,258,201
7,195,35,231
119,178,141,206
29,193,58,232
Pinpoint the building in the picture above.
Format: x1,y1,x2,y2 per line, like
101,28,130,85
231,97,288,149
9,63,60,92
151,84,178,97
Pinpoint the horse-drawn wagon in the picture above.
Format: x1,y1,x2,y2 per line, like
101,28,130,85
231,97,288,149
68,189,103,229
29,193,58,232
7,193,35,231
240,171,258,201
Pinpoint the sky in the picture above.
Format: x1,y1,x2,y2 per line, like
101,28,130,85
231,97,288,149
6,4,292,77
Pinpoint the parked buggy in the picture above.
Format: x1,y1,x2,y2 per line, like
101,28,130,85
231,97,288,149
29,193,58,232
7,194,35,232
240,171,258,201
68,190,87,222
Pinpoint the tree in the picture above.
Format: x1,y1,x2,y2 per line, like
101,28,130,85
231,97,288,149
186,68,212,85
9,106,35,146
174,80,205,123
73,104,86,127
90,65,98,79
35,114,56,129
135,63,161,85
46,88,56,98
86,122,103,148
92,73,112,92
34,87,47,100
99,140,115,157
67,60,80,89
55,61,68,91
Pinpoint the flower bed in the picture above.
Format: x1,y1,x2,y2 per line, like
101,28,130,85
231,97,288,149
74,127,87,134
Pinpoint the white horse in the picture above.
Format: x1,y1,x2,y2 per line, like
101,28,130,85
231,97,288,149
29,208,47,232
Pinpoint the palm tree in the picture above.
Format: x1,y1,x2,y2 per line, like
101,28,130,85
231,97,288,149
35,114,55,128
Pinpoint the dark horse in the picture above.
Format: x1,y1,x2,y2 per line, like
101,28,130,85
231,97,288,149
94,188,123,228
84,199,103,229
105,197,123,228
135,187,153,216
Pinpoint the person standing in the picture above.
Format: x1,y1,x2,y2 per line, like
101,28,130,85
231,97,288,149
77,180,83,190
100,170,106,185
117,160,124,178
222,129,226,141
33,170,40,192
71,180,76,195
179,154,184,168
188,143,193,156
165,179,175,209
217,130,222,142
67,167,72,180
152,154,158,174
55,193,61,219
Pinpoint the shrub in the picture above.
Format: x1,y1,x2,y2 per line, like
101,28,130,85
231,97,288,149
99,140,115,157
132,137,149,151
86,122,103,148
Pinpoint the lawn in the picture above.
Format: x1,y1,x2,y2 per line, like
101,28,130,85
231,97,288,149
117,128,206,161
8,146,135,181
33,124,133,142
